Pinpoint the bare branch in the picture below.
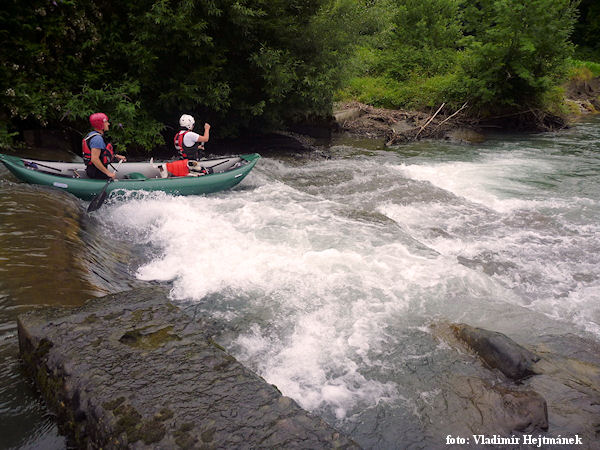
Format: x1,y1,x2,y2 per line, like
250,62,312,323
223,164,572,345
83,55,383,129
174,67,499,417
433,102,468,131
415,103,445,139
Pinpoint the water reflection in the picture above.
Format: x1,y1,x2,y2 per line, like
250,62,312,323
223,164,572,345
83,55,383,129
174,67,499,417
0,147,147,448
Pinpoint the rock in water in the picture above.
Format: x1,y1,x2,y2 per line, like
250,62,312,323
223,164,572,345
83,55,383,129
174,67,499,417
451,323,540,381
18,287,358,449
444,376,548,434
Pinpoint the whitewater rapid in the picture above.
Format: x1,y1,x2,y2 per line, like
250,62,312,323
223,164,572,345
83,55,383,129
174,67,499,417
99,124,600,429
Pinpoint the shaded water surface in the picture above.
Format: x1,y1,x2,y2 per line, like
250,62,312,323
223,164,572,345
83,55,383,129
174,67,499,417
0,150,148,448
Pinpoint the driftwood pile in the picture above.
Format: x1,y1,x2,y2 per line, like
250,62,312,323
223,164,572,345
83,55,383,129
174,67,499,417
334,101,474,145
334,100,571,146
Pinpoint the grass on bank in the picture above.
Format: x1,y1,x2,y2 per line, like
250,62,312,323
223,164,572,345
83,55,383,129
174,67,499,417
336,73,463,111
335,59,600,116
569,59,600,79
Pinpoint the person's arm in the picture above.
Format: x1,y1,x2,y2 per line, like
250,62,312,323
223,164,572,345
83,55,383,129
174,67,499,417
196,123,210,143
107,143,126,162
90,148,115,178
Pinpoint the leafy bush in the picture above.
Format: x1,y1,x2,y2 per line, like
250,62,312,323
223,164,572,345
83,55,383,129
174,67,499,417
337,71,464,110
458,0,578,112
336,76,402,108
569,59,600,78
1,0,366,151
572,0,600,62
63,84,165,152
382,0,462,81
339,0,581,119
0,120,20,150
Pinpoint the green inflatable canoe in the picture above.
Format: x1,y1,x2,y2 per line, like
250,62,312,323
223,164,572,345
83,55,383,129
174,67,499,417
0,153,260,201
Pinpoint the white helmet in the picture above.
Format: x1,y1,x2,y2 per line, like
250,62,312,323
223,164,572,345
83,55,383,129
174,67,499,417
179,114,195,130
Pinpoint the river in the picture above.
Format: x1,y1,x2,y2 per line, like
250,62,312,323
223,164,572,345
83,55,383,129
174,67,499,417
1,117,599,449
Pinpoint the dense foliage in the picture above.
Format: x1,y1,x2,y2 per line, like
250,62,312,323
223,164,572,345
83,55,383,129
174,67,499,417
0,0,596,150
461,0,578,111
340,0,581,117
0,0,363,150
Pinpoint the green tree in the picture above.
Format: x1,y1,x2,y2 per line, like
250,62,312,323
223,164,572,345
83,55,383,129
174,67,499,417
0,0,360,151
459,0,578,112
0,0,164,150
382,0,464,80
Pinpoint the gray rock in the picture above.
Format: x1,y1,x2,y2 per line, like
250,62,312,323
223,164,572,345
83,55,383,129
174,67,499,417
432,323,600,447
438,375,548,434
390,120,415,134
334,108,363,123
527,334,600,442
452,323,540,381
18,287,359,449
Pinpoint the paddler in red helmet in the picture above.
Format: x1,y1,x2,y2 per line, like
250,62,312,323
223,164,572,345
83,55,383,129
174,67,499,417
82,113,126,179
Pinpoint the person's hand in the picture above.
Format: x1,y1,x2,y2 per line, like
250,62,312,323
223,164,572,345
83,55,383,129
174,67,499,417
108,171,116,179
115,154,127,162
204,123,211,130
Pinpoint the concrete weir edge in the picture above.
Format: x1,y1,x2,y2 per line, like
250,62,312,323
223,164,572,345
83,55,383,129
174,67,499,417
17,287,359,449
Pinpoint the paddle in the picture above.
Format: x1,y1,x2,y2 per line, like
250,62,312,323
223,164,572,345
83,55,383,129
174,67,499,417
201,158,230,174
211,158,230,169
87,160,122,213
23,160,63,172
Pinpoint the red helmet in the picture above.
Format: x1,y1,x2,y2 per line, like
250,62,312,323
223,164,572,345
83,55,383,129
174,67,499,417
89,112,108,129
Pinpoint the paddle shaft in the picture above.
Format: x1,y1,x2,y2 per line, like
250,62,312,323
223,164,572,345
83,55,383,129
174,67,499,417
24,160,63,172
87,159,123,213
210,159,230,169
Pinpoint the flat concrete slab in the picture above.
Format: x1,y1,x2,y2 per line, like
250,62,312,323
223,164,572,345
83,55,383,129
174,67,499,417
333,108,363,123
18,287,358,449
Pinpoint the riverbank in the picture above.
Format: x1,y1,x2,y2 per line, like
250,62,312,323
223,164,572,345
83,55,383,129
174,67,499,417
11,77,599,160
332,77,600,146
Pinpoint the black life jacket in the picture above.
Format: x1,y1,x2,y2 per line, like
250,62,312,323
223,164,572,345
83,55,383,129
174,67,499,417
173,129,203,160
82,132,114,166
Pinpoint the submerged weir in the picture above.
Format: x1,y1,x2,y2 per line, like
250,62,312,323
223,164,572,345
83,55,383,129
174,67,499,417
17,288,356,448
1,117,599,448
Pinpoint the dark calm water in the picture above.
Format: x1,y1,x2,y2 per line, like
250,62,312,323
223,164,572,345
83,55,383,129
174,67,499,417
1,117,599,448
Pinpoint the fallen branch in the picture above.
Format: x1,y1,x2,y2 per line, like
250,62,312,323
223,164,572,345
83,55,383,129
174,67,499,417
433,101,469,131
415,103,445,139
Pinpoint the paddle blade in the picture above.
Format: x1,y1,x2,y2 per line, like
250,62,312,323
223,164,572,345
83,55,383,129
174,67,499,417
87,182,110,213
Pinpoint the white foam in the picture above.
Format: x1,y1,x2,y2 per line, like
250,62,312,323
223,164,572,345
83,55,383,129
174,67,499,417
380,150,600,336
392,154,563,213
106,175,484,417
102,146,600,420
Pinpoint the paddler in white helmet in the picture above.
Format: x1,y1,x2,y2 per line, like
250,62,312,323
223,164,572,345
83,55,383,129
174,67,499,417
173,114,211,160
